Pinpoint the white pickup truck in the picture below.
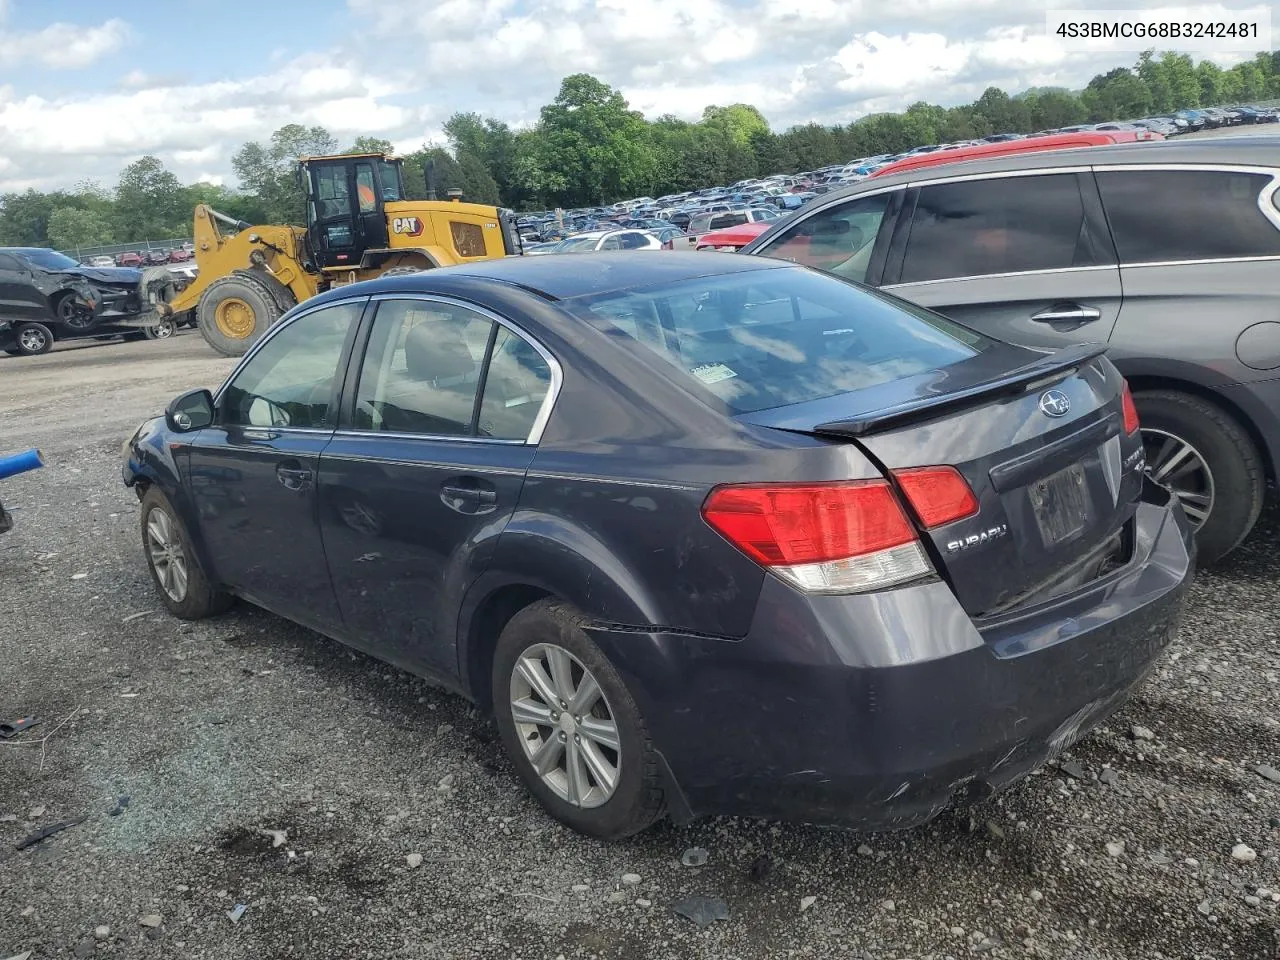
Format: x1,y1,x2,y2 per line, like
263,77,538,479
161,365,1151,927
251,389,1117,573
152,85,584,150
666,208,781,251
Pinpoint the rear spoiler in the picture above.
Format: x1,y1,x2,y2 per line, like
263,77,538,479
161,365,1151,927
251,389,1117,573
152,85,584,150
810,342,1109,438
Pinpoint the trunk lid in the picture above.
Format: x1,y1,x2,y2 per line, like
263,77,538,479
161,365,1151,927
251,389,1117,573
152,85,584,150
743,343,1145,616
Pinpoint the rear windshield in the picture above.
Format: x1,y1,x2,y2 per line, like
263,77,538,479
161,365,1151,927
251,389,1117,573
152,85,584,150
556,236,600,253
566,266,995,414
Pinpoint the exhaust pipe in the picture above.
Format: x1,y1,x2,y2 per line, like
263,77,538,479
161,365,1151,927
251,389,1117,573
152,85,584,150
425,159,439,201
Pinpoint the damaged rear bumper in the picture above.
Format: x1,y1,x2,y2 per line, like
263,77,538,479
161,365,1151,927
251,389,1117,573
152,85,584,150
588,485,1193,829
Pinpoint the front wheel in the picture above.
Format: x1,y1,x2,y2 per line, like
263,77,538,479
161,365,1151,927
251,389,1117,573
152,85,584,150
492,599,665,839
139,487,232,619
1135,389,1265,564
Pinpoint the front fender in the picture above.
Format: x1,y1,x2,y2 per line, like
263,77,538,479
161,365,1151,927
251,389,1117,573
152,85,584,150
122,419,214,576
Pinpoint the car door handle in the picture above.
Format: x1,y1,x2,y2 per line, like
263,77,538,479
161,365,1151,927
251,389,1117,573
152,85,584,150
1030,304,1102,324
276,462,313,490
440,484,497,504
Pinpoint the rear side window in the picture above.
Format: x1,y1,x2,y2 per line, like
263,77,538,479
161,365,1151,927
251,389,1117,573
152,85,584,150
710,213,749,230
900,173,1109,283
567,267,993,415
1097,170,1280,263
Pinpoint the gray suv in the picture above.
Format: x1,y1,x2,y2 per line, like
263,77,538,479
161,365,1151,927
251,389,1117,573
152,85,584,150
743,137,1280,563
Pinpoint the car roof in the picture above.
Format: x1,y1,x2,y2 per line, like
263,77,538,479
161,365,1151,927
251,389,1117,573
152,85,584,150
359,251,792,301
851,135,1280,193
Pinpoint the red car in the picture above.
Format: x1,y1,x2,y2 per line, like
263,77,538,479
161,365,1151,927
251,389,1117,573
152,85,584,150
168,248,192,263
689,221,771,252
116,251,143,267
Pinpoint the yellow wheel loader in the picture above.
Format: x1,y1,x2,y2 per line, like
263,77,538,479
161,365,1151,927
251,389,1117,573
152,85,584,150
158,153,522,356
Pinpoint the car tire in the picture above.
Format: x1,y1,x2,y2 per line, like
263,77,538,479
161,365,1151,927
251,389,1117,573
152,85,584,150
139,487,232,619
1134,389,1265,564
54,292,100,331
13,322,53,356
196,274,283,357
492,599,665,839
142,318,176,340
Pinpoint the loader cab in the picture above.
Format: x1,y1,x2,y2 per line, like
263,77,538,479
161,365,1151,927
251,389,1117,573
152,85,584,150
301,153,405,270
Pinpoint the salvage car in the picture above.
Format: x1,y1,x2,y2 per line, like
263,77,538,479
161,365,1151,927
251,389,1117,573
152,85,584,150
123,254,1192,838
0,247,175,355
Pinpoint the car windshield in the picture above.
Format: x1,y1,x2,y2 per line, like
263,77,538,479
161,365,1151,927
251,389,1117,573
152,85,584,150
566,266,995,414
19,249,81,270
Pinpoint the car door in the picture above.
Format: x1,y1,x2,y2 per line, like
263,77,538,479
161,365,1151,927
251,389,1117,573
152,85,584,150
0,253,49,320
317,296,557,680
879,171,1123,350
186,298,366,630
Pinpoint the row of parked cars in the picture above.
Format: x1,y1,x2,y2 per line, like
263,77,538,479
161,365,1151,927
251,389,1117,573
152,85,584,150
125,131,1280,843
79,245,194,269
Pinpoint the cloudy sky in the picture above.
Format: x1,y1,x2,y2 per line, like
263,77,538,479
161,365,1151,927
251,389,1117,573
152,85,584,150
0,0,1266,192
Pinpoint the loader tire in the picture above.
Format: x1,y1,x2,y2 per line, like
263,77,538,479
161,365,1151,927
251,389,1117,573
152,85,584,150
197,275,282,357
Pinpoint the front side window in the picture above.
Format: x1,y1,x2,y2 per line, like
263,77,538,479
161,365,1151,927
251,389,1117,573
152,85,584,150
314,166,351,219
759,193,891,285
899,173,1108,284
1097,169,1280,263
567,266,993,415
352,299,492,436
220,302,362,429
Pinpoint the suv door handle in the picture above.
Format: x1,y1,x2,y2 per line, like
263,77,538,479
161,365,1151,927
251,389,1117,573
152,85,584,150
1030,304,1102,324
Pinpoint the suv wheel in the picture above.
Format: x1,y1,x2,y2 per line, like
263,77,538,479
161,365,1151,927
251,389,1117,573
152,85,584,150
492,600,665,839
1134,389,1264,564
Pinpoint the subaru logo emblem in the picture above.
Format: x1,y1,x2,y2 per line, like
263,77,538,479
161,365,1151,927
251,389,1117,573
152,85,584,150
1039,389,1071,418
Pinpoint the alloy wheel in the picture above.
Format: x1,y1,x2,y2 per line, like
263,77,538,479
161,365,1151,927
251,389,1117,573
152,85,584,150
509,643,621,809
145,507,189,602
19,328,47,352
1142,427,1215,529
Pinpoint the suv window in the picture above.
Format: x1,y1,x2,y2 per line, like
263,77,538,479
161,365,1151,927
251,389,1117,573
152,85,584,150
759,193,891,285
900,173,1109,284
1097,169,1280,263
569,266,993,415
220,302,362,429
352,300,492,437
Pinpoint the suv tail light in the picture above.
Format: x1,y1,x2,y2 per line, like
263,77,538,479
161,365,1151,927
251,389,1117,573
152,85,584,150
701,481,932,593
892,466,979,528
1121,381,1140,434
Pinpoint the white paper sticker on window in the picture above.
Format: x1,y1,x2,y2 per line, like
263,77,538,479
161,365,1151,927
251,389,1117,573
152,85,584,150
690,362,737,384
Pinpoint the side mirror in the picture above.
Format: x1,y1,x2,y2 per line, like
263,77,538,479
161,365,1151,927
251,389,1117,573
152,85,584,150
166,388,214,433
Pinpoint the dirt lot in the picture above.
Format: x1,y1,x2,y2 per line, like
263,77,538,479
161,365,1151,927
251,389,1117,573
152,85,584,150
1,332,1278,960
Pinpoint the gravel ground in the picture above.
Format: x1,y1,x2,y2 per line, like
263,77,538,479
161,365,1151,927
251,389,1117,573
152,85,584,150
1,332,1279,960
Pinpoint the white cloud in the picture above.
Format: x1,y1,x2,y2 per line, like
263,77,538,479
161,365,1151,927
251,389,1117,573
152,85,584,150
0,3,131,69
0,0,1262,191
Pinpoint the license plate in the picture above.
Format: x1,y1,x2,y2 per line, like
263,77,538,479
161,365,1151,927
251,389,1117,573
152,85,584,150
1030,462,1091,546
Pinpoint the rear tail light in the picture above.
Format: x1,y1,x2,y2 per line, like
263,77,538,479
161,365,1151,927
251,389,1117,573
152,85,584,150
892,466,979,528
701,481,932,593
1121,381,1140,434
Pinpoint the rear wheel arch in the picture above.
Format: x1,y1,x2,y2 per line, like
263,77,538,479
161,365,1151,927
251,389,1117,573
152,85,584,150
459,582,553,710
1122,374,1273,482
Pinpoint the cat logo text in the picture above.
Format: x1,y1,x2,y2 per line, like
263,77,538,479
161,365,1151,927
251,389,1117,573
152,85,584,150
392,217,424,237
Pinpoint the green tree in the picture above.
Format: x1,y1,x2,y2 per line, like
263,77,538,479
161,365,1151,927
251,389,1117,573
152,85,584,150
232,123,337,224
1025,89,1087,129
113,156,187,240
47,206,114,251
345,136,395,155
1137,51,1199,113
1082,67,1154,121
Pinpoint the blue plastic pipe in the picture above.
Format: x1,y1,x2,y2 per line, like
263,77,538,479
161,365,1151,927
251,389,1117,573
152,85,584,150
0,449,44,480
